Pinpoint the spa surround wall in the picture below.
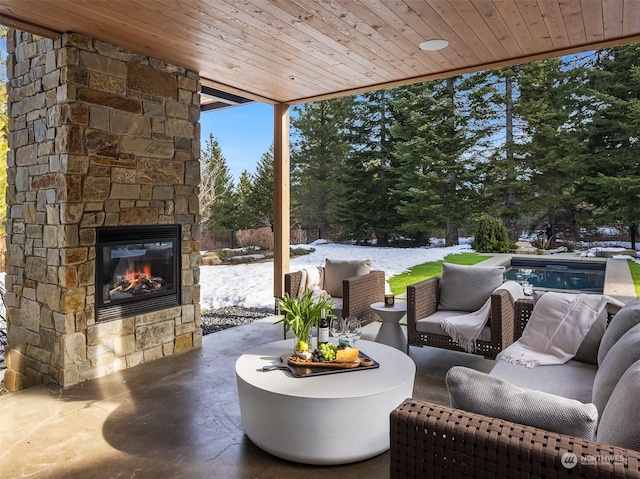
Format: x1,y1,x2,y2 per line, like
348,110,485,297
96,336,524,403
4,30,202,391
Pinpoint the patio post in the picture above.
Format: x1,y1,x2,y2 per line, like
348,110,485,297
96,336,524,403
273,103,290,299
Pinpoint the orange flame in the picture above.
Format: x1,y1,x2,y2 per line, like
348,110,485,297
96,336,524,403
122,263,153,291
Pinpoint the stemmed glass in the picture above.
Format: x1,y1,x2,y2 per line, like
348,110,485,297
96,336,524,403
330,317,345,343
345,317,362,347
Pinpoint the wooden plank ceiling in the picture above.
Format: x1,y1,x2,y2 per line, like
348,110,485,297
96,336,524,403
2,0,640,105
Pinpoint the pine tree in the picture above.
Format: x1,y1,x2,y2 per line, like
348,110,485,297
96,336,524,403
516,58,584,243
199,134,235,230
390,75,487,246
575,45,640,247
290,99,350,239
246,145,275,228
337,90,400,245
234,170,255,230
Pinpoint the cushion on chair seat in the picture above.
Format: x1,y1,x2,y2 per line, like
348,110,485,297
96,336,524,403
490,359,597,404
323,259,372,298
416,310,492,342
437,263,505,312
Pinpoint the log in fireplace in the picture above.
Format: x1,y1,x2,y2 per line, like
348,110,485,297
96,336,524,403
96,225,181,322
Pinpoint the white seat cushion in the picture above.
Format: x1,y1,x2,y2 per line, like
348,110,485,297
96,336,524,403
490,359,597,404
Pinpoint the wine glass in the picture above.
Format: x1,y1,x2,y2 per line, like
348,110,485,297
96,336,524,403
330,317,345,343
345,317,362,347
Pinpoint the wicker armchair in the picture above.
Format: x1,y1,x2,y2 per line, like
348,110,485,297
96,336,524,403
406,276,517,359
390,398,640,478
283,268,385,328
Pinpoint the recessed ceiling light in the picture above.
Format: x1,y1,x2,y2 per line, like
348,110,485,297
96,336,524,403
419,39,449,51
287,75,297,81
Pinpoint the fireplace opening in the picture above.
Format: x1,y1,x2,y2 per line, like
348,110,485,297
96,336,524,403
96,225,181,322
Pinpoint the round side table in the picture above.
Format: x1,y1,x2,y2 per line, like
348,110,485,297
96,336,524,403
235,339,415,465
370,301,407,352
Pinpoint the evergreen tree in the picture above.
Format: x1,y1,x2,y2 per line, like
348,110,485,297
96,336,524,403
575,45,640,247
338,90,400,245
391,75,489,246
516,58,584,243
199,134,235,230
234,170,255,230
477,67,532,241
246,145,275,228
290,99,350,239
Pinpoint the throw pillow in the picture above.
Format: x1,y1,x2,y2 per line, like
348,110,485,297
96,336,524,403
446,366,598,440
592,322,640,415
437,263,505,312
323,259,372,298
597,298,640,365
573,306,608,364
597,358,640,451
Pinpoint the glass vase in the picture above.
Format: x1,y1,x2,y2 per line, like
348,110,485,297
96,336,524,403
294,331,313,357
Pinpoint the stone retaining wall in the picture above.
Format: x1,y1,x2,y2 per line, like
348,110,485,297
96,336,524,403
4,30,202,391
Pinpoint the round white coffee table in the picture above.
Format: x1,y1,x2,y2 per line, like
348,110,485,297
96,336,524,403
370,301,407,352
235,339,415,465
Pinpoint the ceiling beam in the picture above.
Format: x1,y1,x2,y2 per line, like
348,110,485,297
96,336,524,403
0,13,61,38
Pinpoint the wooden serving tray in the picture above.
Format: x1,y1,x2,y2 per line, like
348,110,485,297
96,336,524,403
260,351,380,378
286,354,375,369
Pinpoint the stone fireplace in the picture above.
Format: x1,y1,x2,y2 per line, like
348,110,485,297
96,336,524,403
4,30,203,391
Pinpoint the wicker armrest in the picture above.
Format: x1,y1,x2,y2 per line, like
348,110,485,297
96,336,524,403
390,398,640,479
342,270,386,326
514,297,534,341
489,289,517,348
406,277,439,329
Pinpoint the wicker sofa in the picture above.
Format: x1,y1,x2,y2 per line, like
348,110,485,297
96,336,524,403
390,297,640,478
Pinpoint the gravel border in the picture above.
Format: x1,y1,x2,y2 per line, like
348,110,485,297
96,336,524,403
200,306,274,335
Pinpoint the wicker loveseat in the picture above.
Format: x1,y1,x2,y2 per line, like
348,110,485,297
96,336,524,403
283,258,385,328
390,297,640,478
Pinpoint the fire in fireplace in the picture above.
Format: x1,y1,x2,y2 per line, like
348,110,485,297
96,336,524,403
96,225,181,322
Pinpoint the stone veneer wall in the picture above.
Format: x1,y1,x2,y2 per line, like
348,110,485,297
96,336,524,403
4,30,202,391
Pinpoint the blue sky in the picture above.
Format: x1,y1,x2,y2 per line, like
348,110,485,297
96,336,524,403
200,102,274,182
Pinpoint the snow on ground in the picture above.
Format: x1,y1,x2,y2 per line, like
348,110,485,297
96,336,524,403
199,241,472,310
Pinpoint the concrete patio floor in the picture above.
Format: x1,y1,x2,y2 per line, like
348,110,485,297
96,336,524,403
0,318,494,479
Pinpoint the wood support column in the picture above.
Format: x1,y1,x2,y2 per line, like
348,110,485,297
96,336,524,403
273,103,290,298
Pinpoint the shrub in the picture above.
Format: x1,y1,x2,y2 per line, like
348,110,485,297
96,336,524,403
236,227,274,250
472,214,511,253
531,235,551,250
290,228,307,245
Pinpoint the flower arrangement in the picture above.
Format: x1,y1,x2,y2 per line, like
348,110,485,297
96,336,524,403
275,290,335,353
